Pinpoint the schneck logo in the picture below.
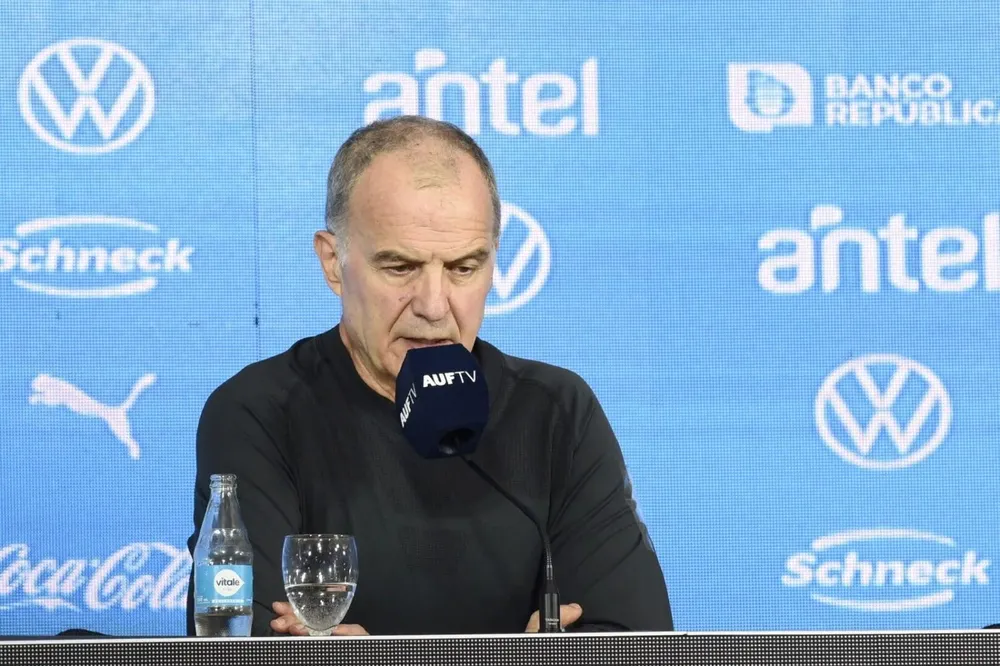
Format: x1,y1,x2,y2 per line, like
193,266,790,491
19,39,155,154
814,355,950,471
730,62,1000,131
363,49,598,137
783,529,990,611
0,543,190,612
486,203,551,316
0,216,194,298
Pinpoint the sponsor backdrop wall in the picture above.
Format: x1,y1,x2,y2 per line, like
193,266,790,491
1,0,998,636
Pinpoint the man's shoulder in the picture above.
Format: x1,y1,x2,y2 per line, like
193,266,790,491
500,351,592,394
481,341,598,420
202,334,326,417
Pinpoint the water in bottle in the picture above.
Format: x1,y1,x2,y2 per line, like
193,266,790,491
193,474,254,636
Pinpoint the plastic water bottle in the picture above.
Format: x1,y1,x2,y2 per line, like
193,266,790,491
193,473,254,636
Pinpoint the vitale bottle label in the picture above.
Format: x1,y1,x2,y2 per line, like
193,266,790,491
194,564,253,611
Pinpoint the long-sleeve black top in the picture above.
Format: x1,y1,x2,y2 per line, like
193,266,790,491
186,326,672,635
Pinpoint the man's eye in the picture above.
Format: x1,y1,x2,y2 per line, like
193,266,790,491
451,264,476,276
386,265,414,276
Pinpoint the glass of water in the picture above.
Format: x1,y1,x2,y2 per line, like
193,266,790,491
281,534,358,636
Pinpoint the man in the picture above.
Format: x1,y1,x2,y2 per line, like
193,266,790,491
186,116,672,636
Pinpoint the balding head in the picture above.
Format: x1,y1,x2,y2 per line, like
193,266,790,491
325,116,502,256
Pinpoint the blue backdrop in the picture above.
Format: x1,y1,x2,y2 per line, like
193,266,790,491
2,1,998,636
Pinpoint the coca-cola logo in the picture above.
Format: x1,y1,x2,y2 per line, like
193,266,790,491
0,542,190,612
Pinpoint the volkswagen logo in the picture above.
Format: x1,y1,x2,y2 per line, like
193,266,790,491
814,354,951,470
486,202,551,316
19,39,155,154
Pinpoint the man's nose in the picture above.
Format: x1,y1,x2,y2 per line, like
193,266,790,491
410,266,451,322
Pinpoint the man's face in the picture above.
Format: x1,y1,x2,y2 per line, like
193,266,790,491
316,143,496,397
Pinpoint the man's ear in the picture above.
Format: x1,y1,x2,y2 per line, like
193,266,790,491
314,230,344,296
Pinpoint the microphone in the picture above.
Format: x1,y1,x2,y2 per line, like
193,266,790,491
395,343,563,633
396,343,489,458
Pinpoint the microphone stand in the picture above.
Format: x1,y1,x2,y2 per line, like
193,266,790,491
461,457,562,633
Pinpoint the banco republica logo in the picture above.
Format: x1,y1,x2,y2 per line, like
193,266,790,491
815,355,950,470
0,216,194,298
731,64,1000,130
19,39,155,154
728,63,813,132
783,529,990,611
485,203,551,316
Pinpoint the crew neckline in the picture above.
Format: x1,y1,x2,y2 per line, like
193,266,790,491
316,325,505,411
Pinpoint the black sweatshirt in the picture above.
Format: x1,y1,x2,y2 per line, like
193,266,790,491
185,326,672,635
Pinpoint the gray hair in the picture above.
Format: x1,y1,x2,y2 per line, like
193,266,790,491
325,116,502,258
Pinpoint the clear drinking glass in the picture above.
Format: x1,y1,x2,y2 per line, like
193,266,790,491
281,534,359,636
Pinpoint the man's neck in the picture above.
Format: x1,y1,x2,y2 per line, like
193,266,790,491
339,325,395,402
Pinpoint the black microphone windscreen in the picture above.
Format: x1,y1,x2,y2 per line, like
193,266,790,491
395,344,489,459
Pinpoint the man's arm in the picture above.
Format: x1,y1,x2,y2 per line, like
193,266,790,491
548,391,673,632
185,381,301,636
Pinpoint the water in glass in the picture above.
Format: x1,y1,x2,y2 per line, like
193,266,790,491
281,534,358,636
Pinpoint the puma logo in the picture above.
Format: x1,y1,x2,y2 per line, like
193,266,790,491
29,373,156,459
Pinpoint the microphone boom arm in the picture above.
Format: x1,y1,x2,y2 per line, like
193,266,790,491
461,456,562,633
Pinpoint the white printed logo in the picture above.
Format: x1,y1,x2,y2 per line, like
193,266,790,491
783,529,990,611
815,355,950,470
213,569,244,597
0,542,190,612
29,373,156,460
19,39,155,154
733,66,998,130
728,63,813,132
758,205,1000,294
364,49,598,137
422,370,477,387
486,203,551,316
0,216,194,298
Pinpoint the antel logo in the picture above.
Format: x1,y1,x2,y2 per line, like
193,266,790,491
728,63,813,132
485,203,551,316
213,569,244,597
0,216,193,298
783,529,990,611
758,205,1000,294
815,355,950,471
364,49,598,137
19,39,155,154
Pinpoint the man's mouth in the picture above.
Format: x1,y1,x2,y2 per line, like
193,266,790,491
401,337,454,348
